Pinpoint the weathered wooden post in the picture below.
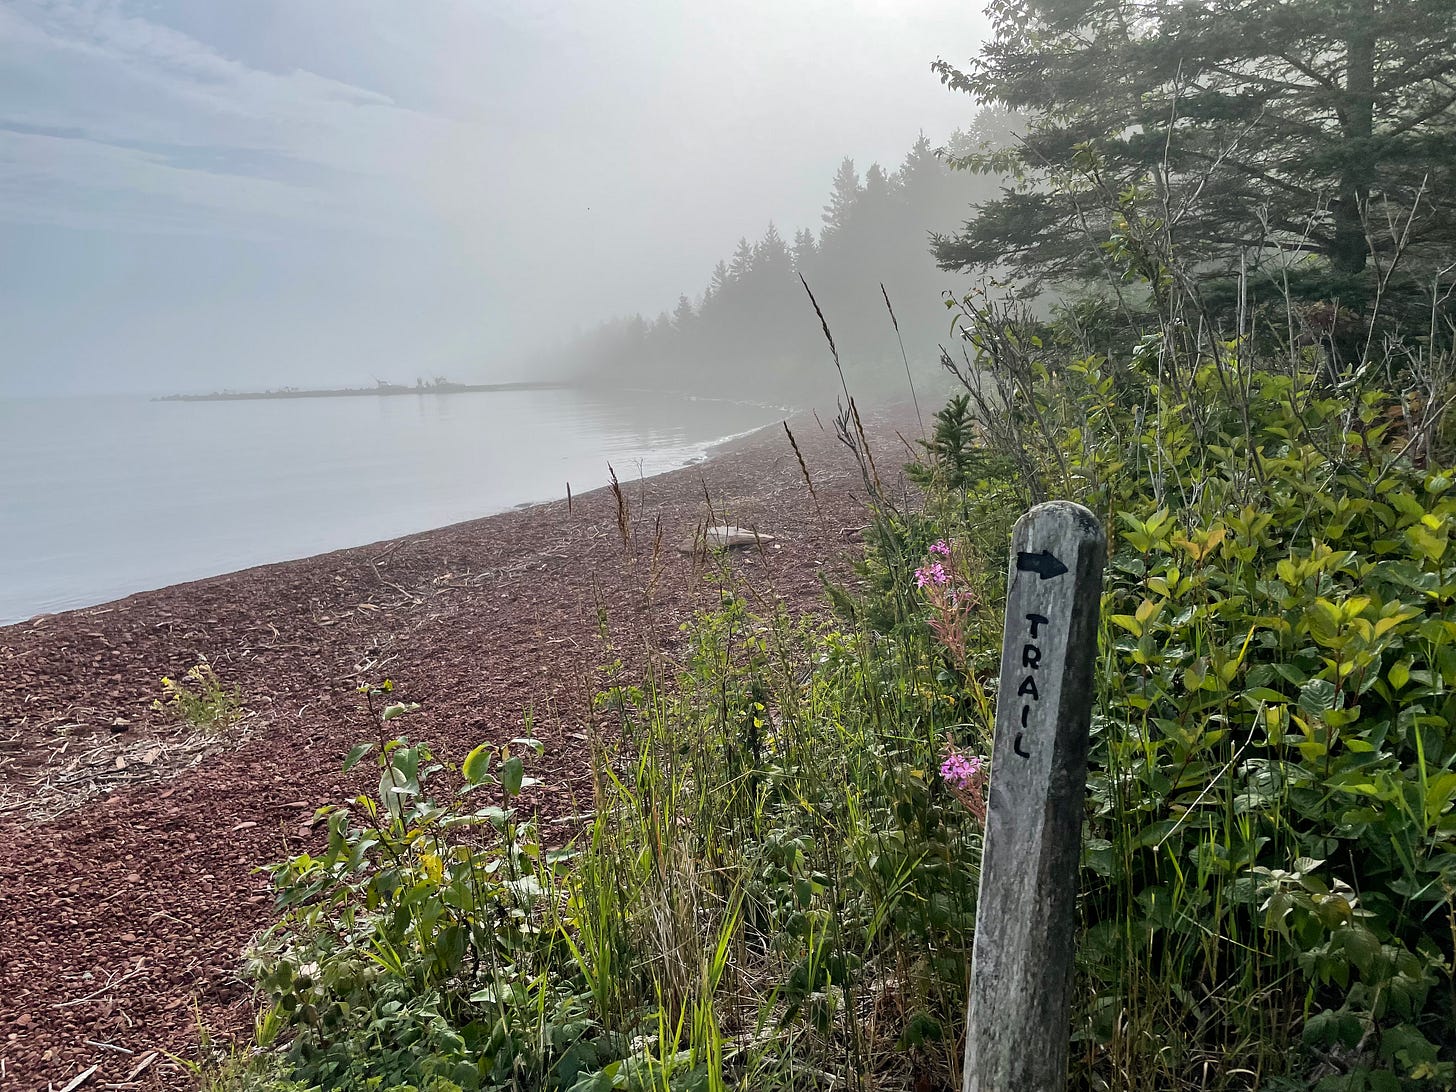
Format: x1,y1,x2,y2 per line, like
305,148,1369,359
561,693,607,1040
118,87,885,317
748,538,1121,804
964,501,1106,1091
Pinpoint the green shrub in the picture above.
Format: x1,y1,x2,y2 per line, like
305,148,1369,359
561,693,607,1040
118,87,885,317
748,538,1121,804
909,288,1456,1088
248,697,612,1092
154,661,243,733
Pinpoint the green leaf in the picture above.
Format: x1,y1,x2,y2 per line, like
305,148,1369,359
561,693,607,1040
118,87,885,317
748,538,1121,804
462,743,493,785
342,741,375,772
1082,837,1115,877
1299,677,1338,715
1387,658,1413,690
1382,1022,1441,1070
1406,524,1447,563
1422,771,1456,827
1243,687,1289,704
381,701,421,722
1341,923,1382,977
501,755,524,796
1303,1007,1361,1049
393,744,420,783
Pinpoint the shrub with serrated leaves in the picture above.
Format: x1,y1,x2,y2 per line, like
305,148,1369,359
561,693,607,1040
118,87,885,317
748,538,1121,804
247,729,616,1092
913,288,1456,1088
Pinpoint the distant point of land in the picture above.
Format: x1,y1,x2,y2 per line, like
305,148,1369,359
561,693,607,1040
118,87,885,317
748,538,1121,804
154,378,573,402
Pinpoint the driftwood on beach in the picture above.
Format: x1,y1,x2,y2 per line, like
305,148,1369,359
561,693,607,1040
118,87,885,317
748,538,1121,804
675,524,778,554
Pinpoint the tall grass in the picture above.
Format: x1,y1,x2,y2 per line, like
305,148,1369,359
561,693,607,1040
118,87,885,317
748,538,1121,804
231,489,993,1092
577,558,989,1088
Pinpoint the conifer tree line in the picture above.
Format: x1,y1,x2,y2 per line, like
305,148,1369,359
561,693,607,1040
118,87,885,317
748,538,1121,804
544,118,1013,404
550,0,1454,403
932,0,1456,359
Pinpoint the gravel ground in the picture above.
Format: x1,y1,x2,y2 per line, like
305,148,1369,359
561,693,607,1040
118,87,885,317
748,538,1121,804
0,408,917,1089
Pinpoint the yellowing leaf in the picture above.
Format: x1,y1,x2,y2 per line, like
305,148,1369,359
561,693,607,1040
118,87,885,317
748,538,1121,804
462,743,493,785
1340,596,1371,621
1406,524,1447,562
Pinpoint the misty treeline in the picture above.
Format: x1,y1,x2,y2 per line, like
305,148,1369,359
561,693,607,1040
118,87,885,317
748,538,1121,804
548,0,1455,406
537,113,1018,404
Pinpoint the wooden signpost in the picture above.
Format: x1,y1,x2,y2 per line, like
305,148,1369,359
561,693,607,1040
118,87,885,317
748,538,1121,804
963,501,1106,1092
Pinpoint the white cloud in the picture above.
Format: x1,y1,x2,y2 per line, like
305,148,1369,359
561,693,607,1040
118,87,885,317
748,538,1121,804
0,127,317,236
0,0,474,240
0,0,989,394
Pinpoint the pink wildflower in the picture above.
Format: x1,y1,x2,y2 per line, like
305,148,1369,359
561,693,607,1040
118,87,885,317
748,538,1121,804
915,562,949,588
929,540,951,557
940,752,976,789
940,742,989,825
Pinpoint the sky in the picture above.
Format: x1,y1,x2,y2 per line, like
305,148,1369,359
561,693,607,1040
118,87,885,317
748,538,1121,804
0,1,988,396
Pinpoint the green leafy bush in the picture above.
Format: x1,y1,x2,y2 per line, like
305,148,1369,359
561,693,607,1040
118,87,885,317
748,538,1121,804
249,723,612,1092
909,288,1456,1088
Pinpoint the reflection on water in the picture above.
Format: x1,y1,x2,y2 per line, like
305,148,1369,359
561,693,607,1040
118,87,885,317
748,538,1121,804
0,387,789,624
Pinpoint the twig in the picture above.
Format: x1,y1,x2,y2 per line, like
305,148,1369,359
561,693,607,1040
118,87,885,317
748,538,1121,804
50,962,147,1008
125,1052,158,1081
369,539,408,564
85,1041,134,1055
57,1064,99,1092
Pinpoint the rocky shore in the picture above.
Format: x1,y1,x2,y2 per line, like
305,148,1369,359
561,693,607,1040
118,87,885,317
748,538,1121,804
0,408,916,1089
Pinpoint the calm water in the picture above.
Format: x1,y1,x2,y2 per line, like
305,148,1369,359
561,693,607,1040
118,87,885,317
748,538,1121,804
0,388,785,625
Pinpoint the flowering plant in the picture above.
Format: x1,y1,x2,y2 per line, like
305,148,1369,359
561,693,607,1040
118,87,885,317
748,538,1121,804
153,660,242,732
914,540,978,667
939,740,989,825
915,560,948,587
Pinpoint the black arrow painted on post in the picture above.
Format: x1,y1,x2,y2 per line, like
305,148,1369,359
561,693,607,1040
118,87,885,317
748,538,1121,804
1016,549,1068,580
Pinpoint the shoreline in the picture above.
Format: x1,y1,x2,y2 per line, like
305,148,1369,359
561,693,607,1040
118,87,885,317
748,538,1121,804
152,379,574,402
0,415,790,629
0,407,907,1089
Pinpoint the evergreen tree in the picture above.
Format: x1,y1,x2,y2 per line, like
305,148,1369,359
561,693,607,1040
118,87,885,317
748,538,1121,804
896,134,941,201
728,237,755,281
791,228,819,271
932,0,1456,302
754,222,792,274
707,260,732,301
672,294,695,330
862,162,893,206
821,157,863,237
